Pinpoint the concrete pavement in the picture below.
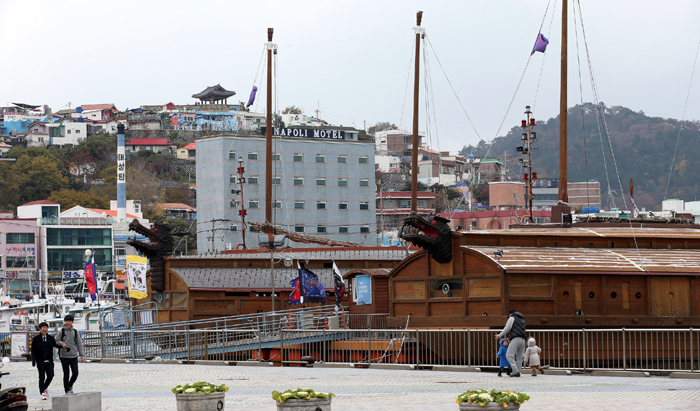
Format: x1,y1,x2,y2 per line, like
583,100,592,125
3,361,696,410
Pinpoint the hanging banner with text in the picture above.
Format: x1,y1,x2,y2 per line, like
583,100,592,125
126,255,148,299
355,275,372,305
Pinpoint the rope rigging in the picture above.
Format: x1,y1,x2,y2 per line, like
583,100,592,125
663,37,700,200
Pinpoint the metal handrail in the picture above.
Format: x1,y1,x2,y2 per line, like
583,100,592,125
135,305,342,331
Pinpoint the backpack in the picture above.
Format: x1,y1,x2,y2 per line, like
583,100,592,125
59,327,78,343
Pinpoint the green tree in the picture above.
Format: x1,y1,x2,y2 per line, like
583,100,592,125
367,121,398,136
48,189,110,210
400,180,429,192
282,105,303,115
0,163,19,210
166,218,197,255
14,155,68,203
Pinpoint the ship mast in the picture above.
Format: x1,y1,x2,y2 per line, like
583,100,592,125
265,28,274,224
411,11,423,212
553,0,571,223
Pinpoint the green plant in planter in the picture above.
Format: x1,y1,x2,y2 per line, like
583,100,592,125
456,389,530,407
172,382,229,394
272,388,335,403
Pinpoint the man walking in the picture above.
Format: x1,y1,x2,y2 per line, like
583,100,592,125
31,322,60,400
55,315,85,395
495,310,527,377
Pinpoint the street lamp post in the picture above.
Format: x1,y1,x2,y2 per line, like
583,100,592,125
516,106,538,223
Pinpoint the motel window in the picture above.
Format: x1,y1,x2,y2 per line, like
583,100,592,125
230,225,238,232
295,226,305,233
339,202,348,210
272,153,280,161
272,177,281,185
248,152,258,160
317,226,327,233
359,156,369,164
339,226,348,233
272,201,282,209
248,176,259,185
294,201,305,209
316,178,326,186
317,202,326,210
6,233,34,244
360,225,370,233
360,202,369,210
293,153,303,162
338,178,347,187
228,151,236,159
249,200,259,209
229,175,236,184
337,155,347,163
359,179,369,187
294,177,304,186
316,154,325,163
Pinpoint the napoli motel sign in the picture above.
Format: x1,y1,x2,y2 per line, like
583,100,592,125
273,127,345,139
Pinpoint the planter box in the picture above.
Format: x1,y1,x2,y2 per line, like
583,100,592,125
176,392,225,411
459,402,520,410
276,398,332,411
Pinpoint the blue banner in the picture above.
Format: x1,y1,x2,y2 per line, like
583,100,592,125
355,275,372,305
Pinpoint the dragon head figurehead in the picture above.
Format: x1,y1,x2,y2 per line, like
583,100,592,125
127,220,176,257
398,212,453,264
127,220,187,292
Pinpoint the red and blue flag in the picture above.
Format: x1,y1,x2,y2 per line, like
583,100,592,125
84,254,98,301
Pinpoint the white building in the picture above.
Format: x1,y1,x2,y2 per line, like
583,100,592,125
375,154,402,173
29,120,88,146
662,199,685,213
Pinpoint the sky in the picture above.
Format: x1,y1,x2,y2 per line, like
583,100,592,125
2,0,700,153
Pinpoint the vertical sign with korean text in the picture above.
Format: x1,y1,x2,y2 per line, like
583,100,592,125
355,275,372,305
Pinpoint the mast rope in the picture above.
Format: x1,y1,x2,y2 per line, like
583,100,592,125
532,0,557,111
425,36,483,142
280,28,412,48
577,0,627,211
576,0,644,268
572,0,591,215
663,37,700,200
398,40,416,135
483,0,552,159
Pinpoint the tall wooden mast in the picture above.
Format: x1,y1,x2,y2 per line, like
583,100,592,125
552,0,571,223
266,28,274,224
411,11,423,212
558,1,569,205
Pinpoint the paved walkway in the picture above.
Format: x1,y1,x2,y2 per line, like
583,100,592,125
3,361,696,410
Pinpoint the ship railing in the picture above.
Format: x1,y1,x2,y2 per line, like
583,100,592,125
272,328,699,372
133,305,344,333
11,327,696,372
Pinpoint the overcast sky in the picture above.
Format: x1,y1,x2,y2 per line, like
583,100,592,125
2,0,699,153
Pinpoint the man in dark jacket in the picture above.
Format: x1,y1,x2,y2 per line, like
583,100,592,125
494,310,527,377
31,322,60,400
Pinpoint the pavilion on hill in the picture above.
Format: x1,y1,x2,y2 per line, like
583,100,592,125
192,84,236,105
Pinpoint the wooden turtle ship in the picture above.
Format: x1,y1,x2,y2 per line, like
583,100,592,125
385,221,700,329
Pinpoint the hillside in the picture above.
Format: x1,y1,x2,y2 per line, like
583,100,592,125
459,103,700,211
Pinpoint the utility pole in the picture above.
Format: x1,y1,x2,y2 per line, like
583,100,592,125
237,157,248,248
411,11,424,213
517,106,538,223
211,220,216,252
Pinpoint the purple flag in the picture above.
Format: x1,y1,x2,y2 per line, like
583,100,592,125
531,32,549,55
246,86,258,108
